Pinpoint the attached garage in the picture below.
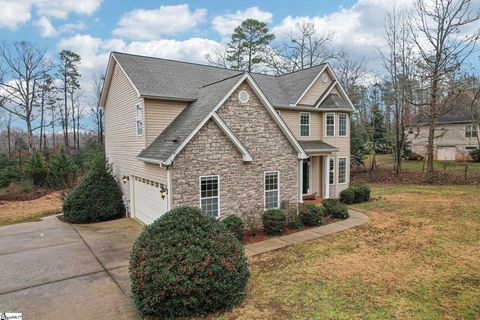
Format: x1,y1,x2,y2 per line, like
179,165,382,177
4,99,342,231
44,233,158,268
436,147,456,161
132,176,168,224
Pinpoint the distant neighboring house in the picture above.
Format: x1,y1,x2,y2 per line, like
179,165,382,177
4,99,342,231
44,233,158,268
100,52,354,225
407,110,479,161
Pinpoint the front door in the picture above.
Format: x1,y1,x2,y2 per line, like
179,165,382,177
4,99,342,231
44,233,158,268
302,159,309,194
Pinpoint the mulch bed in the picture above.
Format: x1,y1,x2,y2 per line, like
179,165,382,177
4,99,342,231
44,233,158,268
0,185,54,201
352,167,480,185
242,216,337,245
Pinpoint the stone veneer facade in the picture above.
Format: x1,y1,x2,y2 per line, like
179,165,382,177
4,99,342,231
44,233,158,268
171,81,299,218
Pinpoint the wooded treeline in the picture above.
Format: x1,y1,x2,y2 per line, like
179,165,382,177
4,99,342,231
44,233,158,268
207,0,480,178
0,42,104,157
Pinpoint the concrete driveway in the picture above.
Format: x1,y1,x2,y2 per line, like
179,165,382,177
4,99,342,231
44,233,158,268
0,215,144,319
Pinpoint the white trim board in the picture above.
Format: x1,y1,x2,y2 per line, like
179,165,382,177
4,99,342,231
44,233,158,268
294,64,328,106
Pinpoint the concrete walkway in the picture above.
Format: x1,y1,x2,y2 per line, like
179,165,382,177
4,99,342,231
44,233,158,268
244,209,368,257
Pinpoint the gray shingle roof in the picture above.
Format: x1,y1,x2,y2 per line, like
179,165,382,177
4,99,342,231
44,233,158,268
416,111,472,125
319,94,354,110
299,140,338,153
137,73,244,162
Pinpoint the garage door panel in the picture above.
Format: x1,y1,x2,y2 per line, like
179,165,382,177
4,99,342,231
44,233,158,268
133,177,168,225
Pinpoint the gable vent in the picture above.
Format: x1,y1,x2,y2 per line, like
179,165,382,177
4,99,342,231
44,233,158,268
239,90,250,103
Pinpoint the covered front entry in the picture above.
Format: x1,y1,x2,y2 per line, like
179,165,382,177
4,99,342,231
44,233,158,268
132,176,168,224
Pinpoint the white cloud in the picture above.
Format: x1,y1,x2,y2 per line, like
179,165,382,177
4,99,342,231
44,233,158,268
0,0,101,31
113,4,207,40
34,16,57,37
0,1,31,30
212,7,273,37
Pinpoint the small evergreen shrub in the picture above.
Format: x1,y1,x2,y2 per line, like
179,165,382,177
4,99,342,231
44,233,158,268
47,149,78,191
262,209,287,235
221,215,244,241
299,204,324,226
354,185,371,203
130,206,249,318
63,152,124,223
281,201,303,229
340,188,356,204
322,199,349,219
24,152,48,186
0,155,21,188
469,148,480,162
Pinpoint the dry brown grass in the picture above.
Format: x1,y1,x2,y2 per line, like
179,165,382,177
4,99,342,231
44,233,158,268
202,185,480,320
0,191,62,226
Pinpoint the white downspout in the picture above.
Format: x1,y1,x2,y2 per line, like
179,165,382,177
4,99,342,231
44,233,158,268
298,159,303,203
323,156,330,199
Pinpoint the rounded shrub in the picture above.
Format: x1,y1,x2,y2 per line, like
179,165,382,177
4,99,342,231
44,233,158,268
354,185,371,203
299,204,324,226
221,214,245,241
63,153,124,223
262,208,287,235
130,206,249,318
340,188,355,204
322,199,349,219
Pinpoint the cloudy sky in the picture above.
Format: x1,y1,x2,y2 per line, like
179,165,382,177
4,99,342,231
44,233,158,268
0,0,479,103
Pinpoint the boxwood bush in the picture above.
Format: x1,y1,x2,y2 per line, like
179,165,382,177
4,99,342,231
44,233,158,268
63,153,124,223
262,208,287,235
221,214,244,241
322,199,349,219
340,188,355,204
299,204,324,226
130,206,249,318
353,185,371,203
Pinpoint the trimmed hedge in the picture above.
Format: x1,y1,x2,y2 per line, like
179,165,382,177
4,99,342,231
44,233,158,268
221,214,244,241
340,188,355,204
130,206,249,318
63,154,124,223
262,209,287,235
322,199,349,219
299,204,324,226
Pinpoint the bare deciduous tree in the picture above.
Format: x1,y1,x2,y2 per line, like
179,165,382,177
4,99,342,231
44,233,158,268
91,73,105,145
412,0,480,177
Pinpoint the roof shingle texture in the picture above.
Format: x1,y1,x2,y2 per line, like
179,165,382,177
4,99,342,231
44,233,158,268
298,140,338,152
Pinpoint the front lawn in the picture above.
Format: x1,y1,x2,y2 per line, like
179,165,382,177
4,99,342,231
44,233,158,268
210,185,480,319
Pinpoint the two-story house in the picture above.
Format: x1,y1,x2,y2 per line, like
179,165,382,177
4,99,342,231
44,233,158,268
100,52,354,225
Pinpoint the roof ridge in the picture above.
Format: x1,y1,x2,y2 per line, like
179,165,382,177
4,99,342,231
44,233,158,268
200,73,245,88
276,63,327,77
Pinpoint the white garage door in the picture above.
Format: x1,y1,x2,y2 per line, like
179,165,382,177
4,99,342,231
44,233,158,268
133,177,168,224
437,147,456,161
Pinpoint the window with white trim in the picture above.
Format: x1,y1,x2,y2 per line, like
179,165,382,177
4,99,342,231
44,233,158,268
339,113,347,136
329,158,335,185
465,124,477,138
200,176,219,217
326,113,335,137
136,104,143,136
338,157,347,184
300,112,310,136
264,171,279,209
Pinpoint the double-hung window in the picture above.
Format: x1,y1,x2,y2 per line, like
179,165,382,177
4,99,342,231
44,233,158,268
200,176,220,217
466,124,477,138
339,113,347,136
329,158,335,185
338,157,347,184
300,112,310,137
136,104,143,136
326,113,335,137
264,171,279,209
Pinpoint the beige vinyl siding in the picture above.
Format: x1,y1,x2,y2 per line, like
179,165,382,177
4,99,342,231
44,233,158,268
280,109,322,141
144,99,188,145
408,123,479,160
104,62,167,202
322,112,351,198
309,156,321,195
298,70,333,106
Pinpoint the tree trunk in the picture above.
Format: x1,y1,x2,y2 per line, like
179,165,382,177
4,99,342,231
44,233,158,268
39,92,45,150
426,73,438,178
63,74,69,151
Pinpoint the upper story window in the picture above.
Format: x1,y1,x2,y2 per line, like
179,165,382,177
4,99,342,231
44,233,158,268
465,124,477,138
200,175,219,218
264,171,280,209
136,104,143,136
300,112,310,137
338,157,347,184
326,113,335,137
339,113,347,136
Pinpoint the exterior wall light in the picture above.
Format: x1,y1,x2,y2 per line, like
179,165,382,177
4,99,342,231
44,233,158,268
160,184,168,199
122,175,129,184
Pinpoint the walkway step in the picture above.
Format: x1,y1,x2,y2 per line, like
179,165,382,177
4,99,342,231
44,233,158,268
245,209,368,257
